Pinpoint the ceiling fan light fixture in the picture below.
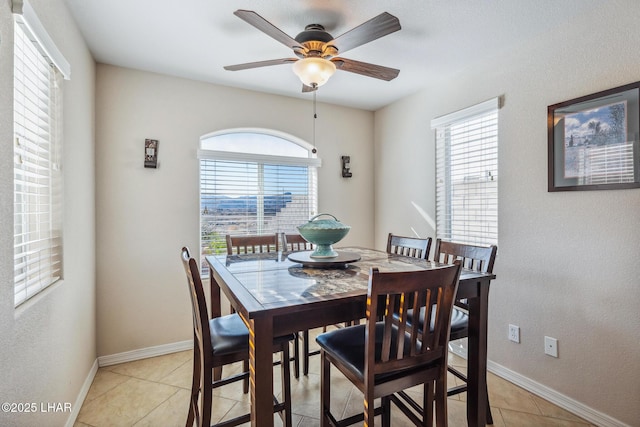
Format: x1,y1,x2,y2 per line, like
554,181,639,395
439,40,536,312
292,57,336,87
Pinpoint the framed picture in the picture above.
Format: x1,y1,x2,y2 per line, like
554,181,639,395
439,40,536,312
548,81,640,191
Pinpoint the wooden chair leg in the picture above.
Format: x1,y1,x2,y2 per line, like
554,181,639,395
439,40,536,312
364,389,375,427
435,376,447,427
448,363,494,424
293,333,300,379
381,396,391,427
486,382,493,424
187,343,200,427
320,353,331,427
213,366,222,382
424,381,434,427
201,362,213,427
280,343,293,427
243,359,249,394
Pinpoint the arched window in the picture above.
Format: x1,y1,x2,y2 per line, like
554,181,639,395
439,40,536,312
198,129,321,266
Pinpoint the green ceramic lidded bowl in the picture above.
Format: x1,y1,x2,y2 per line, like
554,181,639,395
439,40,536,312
297,213,350,258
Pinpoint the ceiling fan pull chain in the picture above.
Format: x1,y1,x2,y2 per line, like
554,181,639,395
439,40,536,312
312,88,317,153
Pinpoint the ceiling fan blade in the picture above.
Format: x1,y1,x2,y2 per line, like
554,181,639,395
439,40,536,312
234,10,305,50
329,12,400,55
301,84,317,93
332,58,399,81
224,58,298,71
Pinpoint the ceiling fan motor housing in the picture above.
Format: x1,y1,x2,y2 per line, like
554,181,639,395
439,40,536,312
294,24,338,59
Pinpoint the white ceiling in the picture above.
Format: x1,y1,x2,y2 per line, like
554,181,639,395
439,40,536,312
62,0,597,111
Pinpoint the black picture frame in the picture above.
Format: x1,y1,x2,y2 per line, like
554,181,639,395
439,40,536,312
548,81,640,192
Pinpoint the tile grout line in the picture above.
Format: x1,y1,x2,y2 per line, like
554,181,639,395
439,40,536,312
82,369,129,404
130,387,183,426
499,406,593,426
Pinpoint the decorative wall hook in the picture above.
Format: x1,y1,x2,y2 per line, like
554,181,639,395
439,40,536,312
144,139,159,168
341,155,352,178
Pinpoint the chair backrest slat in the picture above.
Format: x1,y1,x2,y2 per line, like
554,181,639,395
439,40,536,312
381,294,394,362
365,262,462,377
386,233,432,260
226,234,279,255
281,233,313,251
433,239,497,274
409,290,422,355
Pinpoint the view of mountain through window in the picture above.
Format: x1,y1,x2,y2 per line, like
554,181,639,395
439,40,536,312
199,131,319,273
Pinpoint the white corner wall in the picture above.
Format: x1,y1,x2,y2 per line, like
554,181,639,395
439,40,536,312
0,0,96,426
374,3,640,426
94,64,374,357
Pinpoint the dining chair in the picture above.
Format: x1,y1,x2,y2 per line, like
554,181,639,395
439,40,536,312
225,233,279,254
386,233,432,259
181,247,293,427
316,262,462,427
281,233,316,377
408,238,497,424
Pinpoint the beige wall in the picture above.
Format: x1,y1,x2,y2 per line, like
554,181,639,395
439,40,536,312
94,64,374,357
0,0,96,426
374,3,640,426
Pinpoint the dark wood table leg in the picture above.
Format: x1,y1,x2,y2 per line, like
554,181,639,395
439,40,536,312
303,330,310,375
467,281,490,426
248,315,275,427
208,270,222,320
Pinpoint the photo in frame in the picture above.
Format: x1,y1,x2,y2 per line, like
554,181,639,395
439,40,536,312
548,81,640,191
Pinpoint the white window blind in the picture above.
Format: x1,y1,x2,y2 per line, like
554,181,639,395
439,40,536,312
433,98,499,246
13,14,65,306
199,132,318,272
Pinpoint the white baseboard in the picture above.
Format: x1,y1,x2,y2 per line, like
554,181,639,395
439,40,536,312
449,346,629,427
65,358,98,427
487,361,630,427
97,340,193,367
64,341,192,426
65,340,193,427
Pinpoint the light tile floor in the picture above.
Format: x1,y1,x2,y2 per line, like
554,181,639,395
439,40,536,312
75,329,594,427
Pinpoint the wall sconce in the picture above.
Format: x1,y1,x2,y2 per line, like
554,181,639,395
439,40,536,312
341,155,352,178
144,139,158,168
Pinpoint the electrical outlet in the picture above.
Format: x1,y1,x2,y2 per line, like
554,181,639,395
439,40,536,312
544,336,558,357
508,324,520,343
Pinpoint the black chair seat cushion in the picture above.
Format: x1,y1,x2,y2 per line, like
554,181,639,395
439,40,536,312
316,323,434,383
209,313,295,356
209,314,249,356
406,306,469,336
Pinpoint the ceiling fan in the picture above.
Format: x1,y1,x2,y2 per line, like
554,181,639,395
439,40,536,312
224,10,401,92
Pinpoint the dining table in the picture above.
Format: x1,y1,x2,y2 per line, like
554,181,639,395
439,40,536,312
206,246,496,427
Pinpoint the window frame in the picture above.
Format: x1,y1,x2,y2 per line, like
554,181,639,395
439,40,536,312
13,0,69,306
432,98,500,247
198,129,321,272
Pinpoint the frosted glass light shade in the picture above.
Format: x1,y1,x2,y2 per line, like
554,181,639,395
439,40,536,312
292,57,336,87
